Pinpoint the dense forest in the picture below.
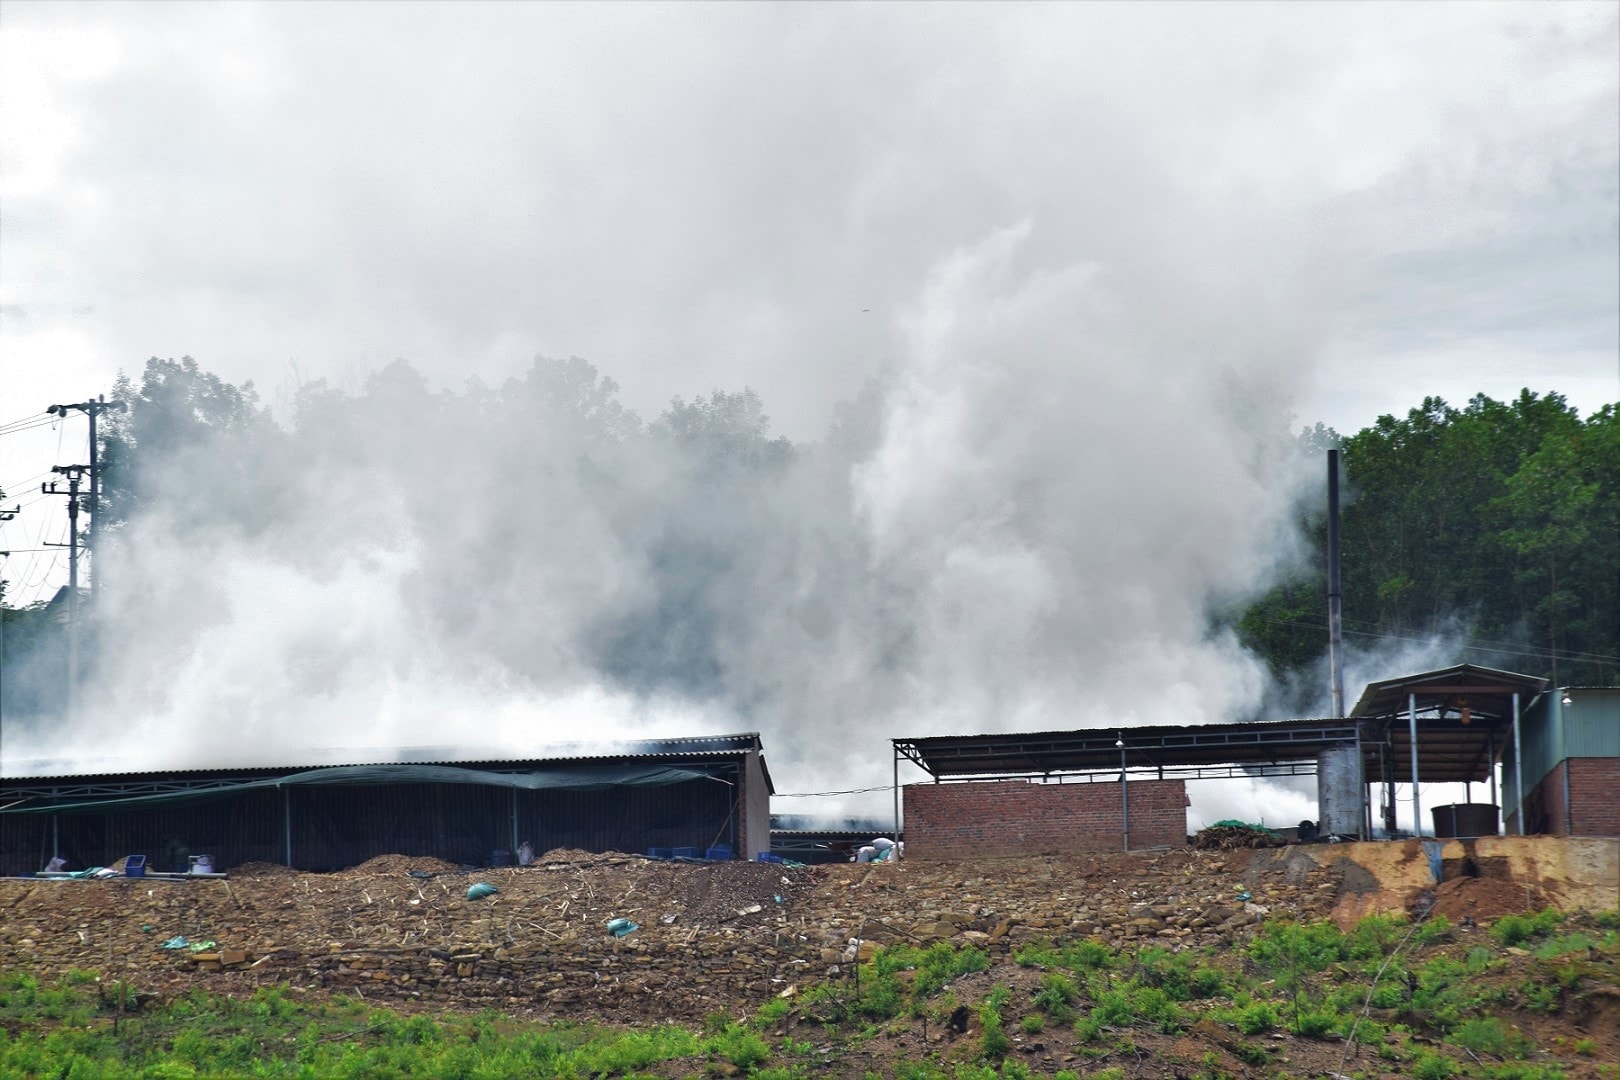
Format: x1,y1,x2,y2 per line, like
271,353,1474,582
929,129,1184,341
1236,392,1618,691
2,358,1616,731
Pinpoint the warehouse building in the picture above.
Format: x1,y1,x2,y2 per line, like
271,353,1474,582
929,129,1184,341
1502,688,1620,837
0,733,773,875
893,664,1613,856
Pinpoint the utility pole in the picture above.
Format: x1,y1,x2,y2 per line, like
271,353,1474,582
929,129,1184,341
43,465,89,723
47,396,126,594
1327,448,1345,718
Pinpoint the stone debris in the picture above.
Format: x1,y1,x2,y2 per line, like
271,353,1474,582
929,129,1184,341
0,848,1347,1023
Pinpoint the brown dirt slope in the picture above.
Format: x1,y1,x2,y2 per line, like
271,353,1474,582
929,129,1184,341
1,842,1614,1077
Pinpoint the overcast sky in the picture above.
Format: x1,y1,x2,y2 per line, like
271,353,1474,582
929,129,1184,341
1,2,1615,826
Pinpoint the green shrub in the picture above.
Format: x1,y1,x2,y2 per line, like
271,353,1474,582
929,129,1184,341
1018,1014,1044,1034
1412,1048,1459,1079
1291,1008,1339,1038
1033,972,1078,1021
979,987,1012,1061
754,998,791,1026
1132,986,1188,1034
1532,933,1599,959
1450,1016,1527,1057
1414,914,1454,946
1233,1001,1278,1035
1347,913,1408,959
1249,919,1346,1009
1491,908,1563,947
716,1024,771,1070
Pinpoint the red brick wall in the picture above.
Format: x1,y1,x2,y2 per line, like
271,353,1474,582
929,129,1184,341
903,779,1187,858
1568,759,1620,837
1510,759,1620,837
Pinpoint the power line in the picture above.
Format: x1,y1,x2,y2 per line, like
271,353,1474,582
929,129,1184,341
0,416,65,438
1243,612,1618,666
776,786,895,798
0,410,49,431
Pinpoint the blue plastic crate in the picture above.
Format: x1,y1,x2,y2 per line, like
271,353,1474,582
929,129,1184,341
124,855,147,878
706,845,733,861
755,852,785,864
672,846,699,859
647,847,672,860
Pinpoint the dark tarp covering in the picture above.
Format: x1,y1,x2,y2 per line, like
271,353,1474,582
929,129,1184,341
5,763,718,816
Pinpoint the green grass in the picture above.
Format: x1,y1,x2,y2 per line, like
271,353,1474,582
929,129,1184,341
0,974,766,1079
1491,908,1564,948
4,909,1609,1079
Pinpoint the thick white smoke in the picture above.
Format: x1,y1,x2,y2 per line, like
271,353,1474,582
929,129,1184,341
4,219,1322,831
5,3,1610,832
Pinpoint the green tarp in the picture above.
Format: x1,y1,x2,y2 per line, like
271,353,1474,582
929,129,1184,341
3,762,719,815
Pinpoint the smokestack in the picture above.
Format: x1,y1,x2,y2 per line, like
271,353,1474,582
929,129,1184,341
1327,448,1344,717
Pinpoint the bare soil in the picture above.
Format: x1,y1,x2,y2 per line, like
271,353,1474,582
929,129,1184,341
2,845,1614,1077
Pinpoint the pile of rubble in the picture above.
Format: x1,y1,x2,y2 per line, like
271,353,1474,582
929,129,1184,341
0,847,1351,1022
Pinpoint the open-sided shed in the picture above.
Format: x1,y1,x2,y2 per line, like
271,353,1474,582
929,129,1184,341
0,733,774,874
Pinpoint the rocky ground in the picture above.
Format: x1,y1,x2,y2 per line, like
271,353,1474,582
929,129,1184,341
2,845,1613,1076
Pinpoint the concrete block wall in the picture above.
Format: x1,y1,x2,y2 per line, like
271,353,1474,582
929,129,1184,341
903,778,1188,858
1507,758,1620,837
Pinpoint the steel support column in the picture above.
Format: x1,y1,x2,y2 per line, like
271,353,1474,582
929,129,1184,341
1119,734,1130,852
893,746,901,841
1512,692,1524,835
1408,693,1421,837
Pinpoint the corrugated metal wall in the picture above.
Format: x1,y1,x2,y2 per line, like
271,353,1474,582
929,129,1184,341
1562,689,1620,758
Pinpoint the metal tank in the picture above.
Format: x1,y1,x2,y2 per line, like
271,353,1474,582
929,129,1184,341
1317,743,1362,837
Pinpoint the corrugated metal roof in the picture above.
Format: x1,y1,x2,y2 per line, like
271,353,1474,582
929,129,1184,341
1350,664,1546,720
1,732,763,782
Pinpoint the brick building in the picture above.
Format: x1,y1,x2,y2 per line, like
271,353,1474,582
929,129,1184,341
1503,688,1620,837
903,777,1187,857
892,720,1371,858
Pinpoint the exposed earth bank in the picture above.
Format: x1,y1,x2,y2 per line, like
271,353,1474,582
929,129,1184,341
2,838,1616,1077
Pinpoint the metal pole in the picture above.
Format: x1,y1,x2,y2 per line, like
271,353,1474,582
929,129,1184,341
86,400,98,586
1408,693,1421,838
1119,734,1130,852
892,746,901,841
1327,449,1345,717
1355,720,1369,840
283,786,293,867
66,474,80,725
1488,732,1497,816
1512,692,1524,835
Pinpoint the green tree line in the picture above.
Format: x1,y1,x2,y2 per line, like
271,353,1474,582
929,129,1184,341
1236,391,1619,689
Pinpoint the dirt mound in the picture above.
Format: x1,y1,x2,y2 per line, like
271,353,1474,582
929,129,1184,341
348,854,462,875
1193,825,1280,850
1427,874,1543,922
229,861,301,879
534,848,635,866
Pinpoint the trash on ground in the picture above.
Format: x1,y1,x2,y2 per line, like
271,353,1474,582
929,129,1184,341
853,837,902,863
606,918,638,937
466,882,499,901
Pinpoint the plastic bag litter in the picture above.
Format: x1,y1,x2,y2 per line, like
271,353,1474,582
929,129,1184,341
466,882,499,901
606,918,638,937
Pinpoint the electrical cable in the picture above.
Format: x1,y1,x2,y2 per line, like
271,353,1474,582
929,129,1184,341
0,417,63,437
0,410,49,431
774,786,894,798
1243,612,1618,666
